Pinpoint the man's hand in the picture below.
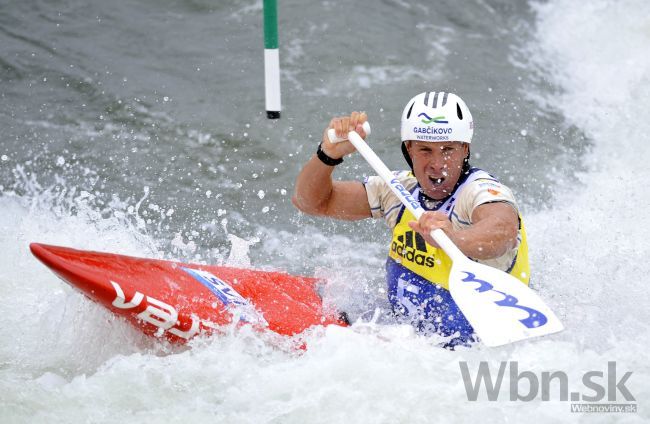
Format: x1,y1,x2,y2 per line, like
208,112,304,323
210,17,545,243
321,111,368,160
292,111,372,220
407,211,455,249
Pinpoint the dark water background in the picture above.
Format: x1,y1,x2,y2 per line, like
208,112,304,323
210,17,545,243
0,0,584,273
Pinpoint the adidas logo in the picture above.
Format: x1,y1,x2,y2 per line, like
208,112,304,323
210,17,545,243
391,230,435,268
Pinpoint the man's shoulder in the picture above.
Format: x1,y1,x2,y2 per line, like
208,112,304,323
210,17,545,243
458,169,518,209
363,170,416,222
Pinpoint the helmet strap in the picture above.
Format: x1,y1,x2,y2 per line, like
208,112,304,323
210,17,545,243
401,142,413,169
462,148,471,175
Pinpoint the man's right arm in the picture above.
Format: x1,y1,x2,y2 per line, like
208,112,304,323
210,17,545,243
292,112,372,221
292,155,371,220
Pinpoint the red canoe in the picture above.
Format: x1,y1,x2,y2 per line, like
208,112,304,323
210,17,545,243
30,243,348,343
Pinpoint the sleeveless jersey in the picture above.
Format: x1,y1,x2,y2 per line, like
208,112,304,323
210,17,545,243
364,168,530,346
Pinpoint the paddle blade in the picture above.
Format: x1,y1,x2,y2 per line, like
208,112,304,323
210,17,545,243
448,259,564,347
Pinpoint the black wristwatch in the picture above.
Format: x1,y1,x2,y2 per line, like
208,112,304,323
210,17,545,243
316,143,344,166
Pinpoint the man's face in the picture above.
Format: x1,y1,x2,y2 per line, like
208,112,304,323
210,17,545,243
405,140,469,200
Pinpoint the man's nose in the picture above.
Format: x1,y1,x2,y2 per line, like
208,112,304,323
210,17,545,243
427,152,446,172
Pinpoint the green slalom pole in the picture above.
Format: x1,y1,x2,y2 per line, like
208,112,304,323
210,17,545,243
263,0,281,119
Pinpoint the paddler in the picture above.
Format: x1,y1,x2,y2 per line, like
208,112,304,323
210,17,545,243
292,92,530,347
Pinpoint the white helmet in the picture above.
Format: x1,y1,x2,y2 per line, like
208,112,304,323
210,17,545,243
400,91,473,144
400,91,473,168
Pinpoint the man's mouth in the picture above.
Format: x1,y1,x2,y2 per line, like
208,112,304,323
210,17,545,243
429,176,446,186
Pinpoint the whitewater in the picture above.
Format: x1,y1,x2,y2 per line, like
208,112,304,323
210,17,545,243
1,0,649,422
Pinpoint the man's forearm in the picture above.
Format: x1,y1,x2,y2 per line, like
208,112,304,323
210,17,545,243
451,216,518,260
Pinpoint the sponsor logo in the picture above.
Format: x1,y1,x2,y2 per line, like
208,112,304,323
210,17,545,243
460,271,547,329
413,134,451,141
411,125,453,141
478,181,501,188
391,229,435,268
389,178,422,212
182,268,268,326
418,112,448,124
412,126,453,135
111,280,203,339
487,188,501,196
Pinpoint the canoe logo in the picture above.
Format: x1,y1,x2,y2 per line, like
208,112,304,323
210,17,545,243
418,112,448,124
182,268,268,326
110,280,204,340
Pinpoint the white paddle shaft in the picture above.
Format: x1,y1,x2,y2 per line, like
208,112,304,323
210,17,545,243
340,129,466,263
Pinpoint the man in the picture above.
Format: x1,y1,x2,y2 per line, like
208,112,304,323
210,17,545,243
292,92,529,347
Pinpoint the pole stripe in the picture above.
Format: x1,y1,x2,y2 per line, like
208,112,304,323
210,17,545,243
263,0,278,49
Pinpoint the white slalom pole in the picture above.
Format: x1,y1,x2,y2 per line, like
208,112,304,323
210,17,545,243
263,0,280,119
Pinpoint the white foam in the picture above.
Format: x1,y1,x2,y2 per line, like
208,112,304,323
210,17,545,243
0,194,158,380
525,0,650,346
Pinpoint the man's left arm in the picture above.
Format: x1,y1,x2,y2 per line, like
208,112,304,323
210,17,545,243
409,202,519,260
